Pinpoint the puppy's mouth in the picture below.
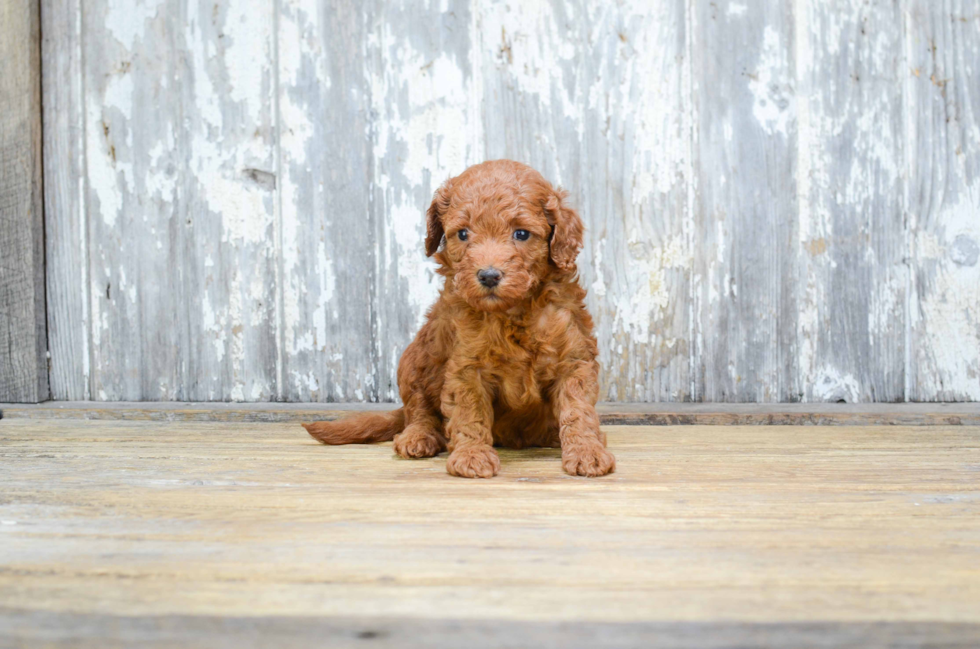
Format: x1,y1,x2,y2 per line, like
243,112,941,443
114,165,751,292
474,290,509,311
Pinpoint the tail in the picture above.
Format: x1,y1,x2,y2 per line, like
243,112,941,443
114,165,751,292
303,408,405,445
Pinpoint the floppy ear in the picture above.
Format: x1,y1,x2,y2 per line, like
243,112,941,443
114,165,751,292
544,188,584,272
425,179,453,257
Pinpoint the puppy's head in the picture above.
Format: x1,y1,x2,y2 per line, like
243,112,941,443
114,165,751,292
425,160,583,312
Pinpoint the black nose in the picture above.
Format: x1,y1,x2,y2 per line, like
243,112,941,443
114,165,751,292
477,267,503,288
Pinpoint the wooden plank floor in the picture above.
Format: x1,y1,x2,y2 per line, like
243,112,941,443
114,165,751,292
1,418,979,648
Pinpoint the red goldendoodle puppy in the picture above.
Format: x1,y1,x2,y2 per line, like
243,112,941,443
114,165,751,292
303,159,615,479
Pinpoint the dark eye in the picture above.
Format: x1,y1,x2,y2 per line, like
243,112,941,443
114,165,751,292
457,229,468,242
513,229,530,241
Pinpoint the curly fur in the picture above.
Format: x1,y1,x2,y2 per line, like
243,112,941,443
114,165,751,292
304,160,615,479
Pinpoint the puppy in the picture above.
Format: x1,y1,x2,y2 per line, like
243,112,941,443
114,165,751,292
303,160,615,479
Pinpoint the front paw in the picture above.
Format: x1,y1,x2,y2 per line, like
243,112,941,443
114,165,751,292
393,425,444,459
446,445,500,479
562,443,616,477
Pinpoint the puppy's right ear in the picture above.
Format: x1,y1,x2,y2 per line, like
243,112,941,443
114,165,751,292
425,179,453,257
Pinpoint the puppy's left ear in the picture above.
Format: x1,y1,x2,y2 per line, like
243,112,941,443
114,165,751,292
544,188,584,272
425,179,453,257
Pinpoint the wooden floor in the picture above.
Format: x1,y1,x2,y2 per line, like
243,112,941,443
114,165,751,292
1,417,979,648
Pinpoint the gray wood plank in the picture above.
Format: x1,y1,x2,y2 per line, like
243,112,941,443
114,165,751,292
174,0,280,401
906,0,980,401
41,0,89,400
3,400,980,426
277,0,379,402
79,0,279,400
478,0,693,401
691,1,800,402
80,0,176,400
368,0,481,401
0,0,48,403
795,1,907,402
2,609,978,649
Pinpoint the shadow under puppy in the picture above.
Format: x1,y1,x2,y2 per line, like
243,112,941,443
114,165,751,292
304,159,615,479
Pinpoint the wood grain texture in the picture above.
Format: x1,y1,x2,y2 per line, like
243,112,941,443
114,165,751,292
75,0,280,401
39,1,980,403
692,1,799,402
41,0,89,401
4,401,980,426
0,0,48,403
795,0,907,402
278,0,378,402
3,612,978,649
0,419,978,645
906,0,980,401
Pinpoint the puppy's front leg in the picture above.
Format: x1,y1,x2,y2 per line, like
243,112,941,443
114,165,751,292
553,361,616,477
443,366,499,478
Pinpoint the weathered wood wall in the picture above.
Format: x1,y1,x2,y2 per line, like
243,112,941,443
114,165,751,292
39,0,980,403
1,0,48,403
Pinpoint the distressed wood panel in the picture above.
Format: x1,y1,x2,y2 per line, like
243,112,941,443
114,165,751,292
278,0,377,401
174,0,280,401
40,0,980,402
906,0,980,401
795,1,907,402
76,0,279,400
0,0,48,403
80,0,179,400
42,0,89,400
692,1,800,402
478,0,693,401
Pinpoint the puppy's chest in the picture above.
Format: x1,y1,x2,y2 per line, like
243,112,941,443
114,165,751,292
471,322,560,406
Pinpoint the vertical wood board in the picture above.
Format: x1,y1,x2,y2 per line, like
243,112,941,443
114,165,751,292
795,0,907,402
906,0,980,401
72,0,280,400
0,0,48,403
278,0,378,401
42,0,88,400
692,1,800,402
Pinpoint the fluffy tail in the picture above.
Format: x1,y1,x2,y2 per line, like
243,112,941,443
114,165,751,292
303,408,405,445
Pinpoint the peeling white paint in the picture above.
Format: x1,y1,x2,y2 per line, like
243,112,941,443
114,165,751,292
105,0,165,51
610,234,689,345
87,73,135,228
749,25,794,137
624,2,689,205
202,294,227,363
590,243,606,298
912,190,980,399
292,369,319,395
481,2,578,113
728,3,747,17
370,30,479,329
186,0,224,131
221,3,271,122
812,368,861,403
